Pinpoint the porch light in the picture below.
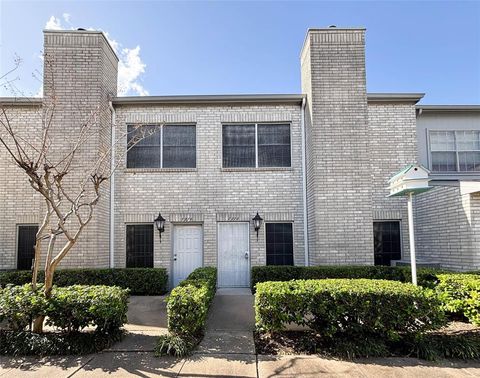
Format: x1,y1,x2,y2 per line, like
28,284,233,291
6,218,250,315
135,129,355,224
154,213,166,241
252,212,263,240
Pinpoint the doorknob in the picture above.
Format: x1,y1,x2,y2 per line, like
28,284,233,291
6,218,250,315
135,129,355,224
174,254,177,261
245,252,249,259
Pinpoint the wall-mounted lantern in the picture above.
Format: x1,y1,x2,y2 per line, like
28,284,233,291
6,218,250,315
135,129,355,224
388,164,431,285
154,213,166,241
252,212,263,240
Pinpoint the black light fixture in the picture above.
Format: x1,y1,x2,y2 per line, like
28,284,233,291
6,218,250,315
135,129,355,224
252,212,263,240
154,213,166,241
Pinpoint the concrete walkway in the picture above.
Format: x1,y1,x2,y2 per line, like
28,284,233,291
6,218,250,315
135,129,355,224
1,294,480,377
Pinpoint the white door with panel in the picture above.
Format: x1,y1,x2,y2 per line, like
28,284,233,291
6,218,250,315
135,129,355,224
173,225,203,287
218,222,250,287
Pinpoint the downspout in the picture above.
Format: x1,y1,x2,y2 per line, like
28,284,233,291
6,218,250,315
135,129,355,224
300,97,309,266
108,101,116,268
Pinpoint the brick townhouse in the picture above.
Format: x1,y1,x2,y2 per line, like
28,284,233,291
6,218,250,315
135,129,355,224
1,27,479,287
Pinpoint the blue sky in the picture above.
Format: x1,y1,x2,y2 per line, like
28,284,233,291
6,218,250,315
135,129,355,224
1,0,479,104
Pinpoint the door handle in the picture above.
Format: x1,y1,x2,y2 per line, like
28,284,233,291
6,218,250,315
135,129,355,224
245,252,249,259
174,254,177,261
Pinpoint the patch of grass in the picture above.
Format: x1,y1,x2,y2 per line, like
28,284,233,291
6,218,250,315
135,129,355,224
255,326,480,361
154,334,198,357
0,329,124,356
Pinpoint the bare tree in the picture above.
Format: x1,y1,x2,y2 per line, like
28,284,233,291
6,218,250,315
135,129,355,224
0,55,157,332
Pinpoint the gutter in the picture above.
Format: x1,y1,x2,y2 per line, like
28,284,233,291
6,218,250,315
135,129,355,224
108,101,116,268
112,94,305,105
300,97,309,266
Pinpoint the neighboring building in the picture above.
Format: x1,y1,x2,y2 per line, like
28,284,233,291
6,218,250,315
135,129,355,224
0,27,479,286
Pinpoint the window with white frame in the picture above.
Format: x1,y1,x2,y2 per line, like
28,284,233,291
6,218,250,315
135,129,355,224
222,123,291,168
429,130,480,172
127,124,196,168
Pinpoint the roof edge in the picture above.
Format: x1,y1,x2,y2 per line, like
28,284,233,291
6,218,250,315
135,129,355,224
416,105,480,112
367,93,425,104
112,94,306,105
0,97,42,106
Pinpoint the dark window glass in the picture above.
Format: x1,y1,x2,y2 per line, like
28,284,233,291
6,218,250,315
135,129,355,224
266,223,294,266
258,124,291,167
373,222,401,266
222,125,256,168
163,125,196,168
17,225,38,270
127,125,161,168
126,225,154,268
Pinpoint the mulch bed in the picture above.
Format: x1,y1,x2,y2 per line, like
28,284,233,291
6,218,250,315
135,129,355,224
254,321,480,357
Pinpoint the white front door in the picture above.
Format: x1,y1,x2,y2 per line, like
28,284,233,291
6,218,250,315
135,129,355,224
173,225,203,287
218,222,250,287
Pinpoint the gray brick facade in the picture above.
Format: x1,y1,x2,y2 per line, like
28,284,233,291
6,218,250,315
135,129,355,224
301,29,373,264
1,27,478,275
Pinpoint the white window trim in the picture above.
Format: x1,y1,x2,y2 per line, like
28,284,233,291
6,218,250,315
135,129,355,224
126,123,196,169
222,122,292,169
428,129,480,173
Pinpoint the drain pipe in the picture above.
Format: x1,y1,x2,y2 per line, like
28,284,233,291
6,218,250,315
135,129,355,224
300,97,309,266
108,101,116,268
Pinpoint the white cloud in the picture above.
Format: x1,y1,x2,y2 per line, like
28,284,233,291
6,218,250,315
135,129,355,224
45,16,62,30
41,15,149,96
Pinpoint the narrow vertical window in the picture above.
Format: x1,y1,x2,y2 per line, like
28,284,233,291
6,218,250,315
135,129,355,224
258,124,291,167
430,131,456,172
17,225,38,270
265,223,294,265
457,131,480,172
127,125,162,168
163,125,196,168
126,224,154,268
222,124,256,167
373,221,401,266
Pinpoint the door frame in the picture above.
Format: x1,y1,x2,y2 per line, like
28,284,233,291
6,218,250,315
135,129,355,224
216,221,251,288
171,223,204,288
16,223,39,270
373,219,403,266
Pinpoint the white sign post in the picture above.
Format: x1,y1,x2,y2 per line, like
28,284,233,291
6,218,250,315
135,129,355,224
388,164,432,286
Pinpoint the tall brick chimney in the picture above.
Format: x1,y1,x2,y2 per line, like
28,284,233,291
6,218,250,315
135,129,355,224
300,28,373,265
42,29,118,267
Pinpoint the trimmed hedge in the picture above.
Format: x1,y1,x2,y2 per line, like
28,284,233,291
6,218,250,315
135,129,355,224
255,279,446,340
0,329,124,356
436,273,480,326
0,268,168,295
0,284,129,333
166,267,217,337
250,265,447,291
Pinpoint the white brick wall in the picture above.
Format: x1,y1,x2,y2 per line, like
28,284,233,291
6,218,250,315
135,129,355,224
113,104,305,278
415,187,480,271
301,29,373,264
369,102,418,260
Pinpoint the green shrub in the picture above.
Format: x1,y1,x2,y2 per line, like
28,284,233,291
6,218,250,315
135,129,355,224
0,284,129,333
250,265,448,291
0,329,123,356
167,267,217,337
435,274,480,326
400,332,480,361
255,279,446,340
154,334,196,357
0,268,168,295
0,284,48,331
46,285,129,333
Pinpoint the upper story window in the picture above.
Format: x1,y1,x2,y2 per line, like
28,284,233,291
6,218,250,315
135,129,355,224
222,123,291,168
429,130,480,172
127,124,196,169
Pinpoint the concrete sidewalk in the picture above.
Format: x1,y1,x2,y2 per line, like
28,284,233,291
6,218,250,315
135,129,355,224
2,294,480,377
